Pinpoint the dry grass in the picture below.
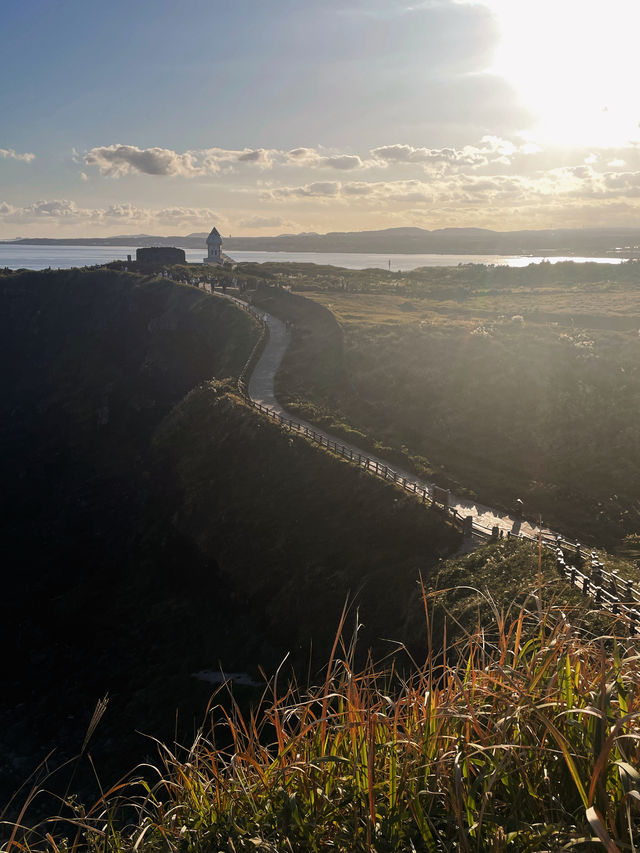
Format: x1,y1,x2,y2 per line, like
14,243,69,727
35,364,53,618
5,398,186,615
4,589,640,852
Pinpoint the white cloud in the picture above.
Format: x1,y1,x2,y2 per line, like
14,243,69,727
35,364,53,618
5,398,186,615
371,143,486,168
84,144,276,177
370,137,540,171
83,143,377,178
285,148,370,170
260,163,640,212
0,199,224,229
84,145,201,177
203,147,276,170
264,181,342,200
0,148,36,163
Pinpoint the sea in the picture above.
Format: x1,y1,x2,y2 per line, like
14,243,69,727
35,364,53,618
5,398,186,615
0,244,631,272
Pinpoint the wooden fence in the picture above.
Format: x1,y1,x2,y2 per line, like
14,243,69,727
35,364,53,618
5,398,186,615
554,545,640,634
221,292,640,627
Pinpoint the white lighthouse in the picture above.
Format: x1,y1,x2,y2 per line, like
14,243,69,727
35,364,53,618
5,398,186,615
204,226,223,265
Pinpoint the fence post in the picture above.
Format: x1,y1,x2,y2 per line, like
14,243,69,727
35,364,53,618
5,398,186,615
582,575,589,595
422,489,426,503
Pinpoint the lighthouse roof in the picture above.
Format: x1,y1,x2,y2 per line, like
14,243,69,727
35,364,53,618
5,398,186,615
207,227,222,243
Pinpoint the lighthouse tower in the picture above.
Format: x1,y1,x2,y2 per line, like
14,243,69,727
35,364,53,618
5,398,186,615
204,226,223,265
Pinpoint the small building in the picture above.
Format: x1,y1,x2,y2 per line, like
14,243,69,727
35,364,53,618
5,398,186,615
136,246,186,265
204,227,223,265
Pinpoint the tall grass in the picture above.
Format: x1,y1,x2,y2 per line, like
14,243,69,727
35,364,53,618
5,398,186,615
4,589,640,852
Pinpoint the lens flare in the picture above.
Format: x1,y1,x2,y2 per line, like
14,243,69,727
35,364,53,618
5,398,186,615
483,0,640,145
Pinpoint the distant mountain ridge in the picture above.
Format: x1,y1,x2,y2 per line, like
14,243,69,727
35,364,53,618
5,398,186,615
4,226,640,256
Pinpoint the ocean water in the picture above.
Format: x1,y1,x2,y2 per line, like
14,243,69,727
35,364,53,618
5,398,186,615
0,243,629,272
228,250,628,271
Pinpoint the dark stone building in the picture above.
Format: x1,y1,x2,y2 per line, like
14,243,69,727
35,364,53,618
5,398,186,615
136,247,186,265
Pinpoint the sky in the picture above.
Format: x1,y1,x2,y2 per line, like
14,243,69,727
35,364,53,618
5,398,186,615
2,0,640,238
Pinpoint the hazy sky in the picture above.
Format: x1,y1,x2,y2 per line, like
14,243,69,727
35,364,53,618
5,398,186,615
3,0,640,237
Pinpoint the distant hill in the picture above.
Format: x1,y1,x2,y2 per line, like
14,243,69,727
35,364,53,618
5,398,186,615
223,226,640,256
4,226,640,255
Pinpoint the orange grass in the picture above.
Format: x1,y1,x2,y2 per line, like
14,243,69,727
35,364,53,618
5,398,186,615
3,589,640,852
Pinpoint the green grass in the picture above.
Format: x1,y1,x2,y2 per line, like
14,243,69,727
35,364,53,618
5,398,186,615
248,270,640,548
5,589,640,852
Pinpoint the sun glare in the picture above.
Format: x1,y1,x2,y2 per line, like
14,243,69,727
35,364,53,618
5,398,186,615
484,0,640,147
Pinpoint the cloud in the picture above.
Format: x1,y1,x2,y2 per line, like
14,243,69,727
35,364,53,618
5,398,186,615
83,143,377,178
237,215,293,228
0,148,36,163
84,145,199,177
84,144,276,177
82,137,571,182
371,143,486,168
285,148,370,170
201,147,276,170
0,199,224,229
370,137,540,171
260,163,640,212
262,178,437,204
265,181,342,200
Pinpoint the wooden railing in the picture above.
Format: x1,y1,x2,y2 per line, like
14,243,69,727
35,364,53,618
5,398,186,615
245,399,485,538
554,545,640,634
218,289,640,626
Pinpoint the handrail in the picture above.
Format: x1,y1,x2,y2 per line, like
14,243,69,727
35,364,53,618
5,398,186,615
216,287,640,628
554,547,640,633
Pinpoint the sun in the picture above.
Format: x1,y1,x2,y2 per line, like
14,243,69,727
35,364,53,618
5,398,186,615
483,0,640,147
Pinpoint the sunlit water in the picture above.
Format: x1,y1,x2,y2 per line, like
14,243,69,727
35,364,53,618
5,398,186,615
0,244,630,272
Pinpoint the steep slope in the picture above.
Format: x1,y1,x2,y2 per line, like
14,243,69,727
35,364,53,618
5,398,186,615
0,268,259,804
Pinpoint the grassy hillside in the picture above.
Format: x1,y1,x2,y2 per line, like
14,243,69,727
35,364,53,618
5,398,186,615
4,267,638,847
0,369,463,815
0,269,260,807
8,562,638,852
1,268,476,816
247,264,640,548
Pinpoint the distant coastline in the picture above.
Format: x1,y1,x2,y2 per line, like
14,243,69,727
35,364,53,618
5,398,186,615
0,244,631,272
2,225,640,258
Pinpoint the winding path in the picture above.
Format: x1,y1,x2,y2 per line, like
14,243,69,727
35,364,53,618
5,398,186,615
223,291,556,544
